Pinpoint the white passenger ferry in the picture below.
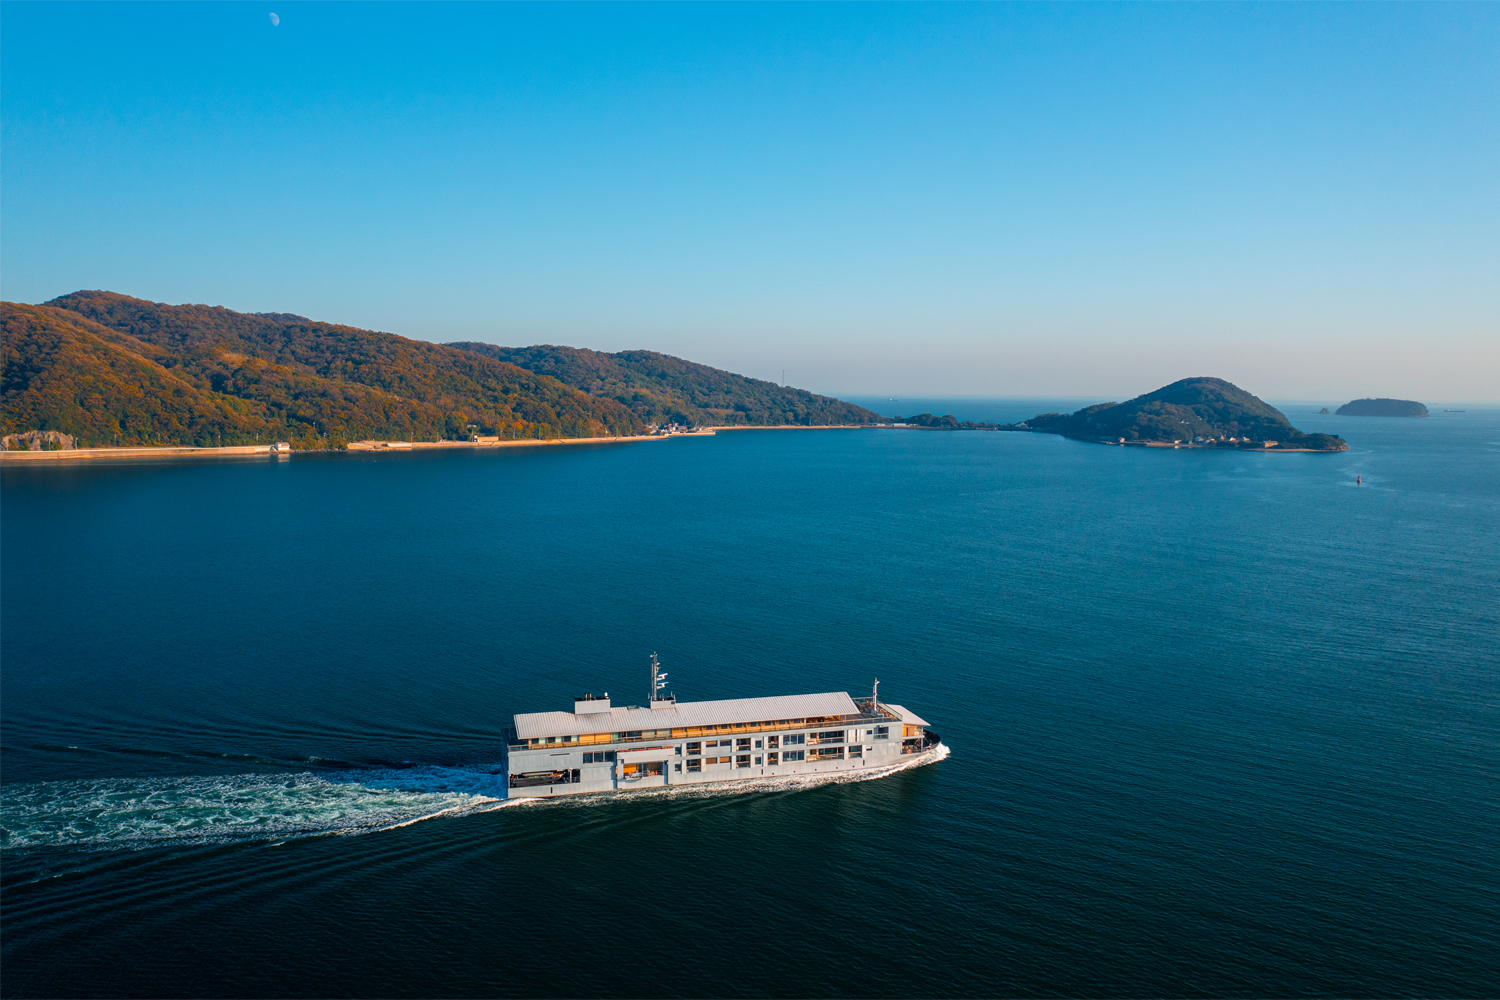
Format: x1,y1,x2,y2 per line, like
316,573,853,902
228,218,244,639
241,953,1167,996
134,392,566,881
504,656,943,798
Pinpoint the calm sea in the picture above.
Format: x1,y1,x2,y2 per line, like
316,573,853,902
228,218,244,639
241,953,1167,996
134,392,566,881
2,402,1497,998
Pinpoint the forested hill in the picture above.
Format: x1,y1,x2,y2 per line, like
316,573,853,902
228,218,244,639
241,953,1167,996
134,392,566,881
1026,377,1347,450
446,342,880,427
1336,398,1428,417
3,292,644,448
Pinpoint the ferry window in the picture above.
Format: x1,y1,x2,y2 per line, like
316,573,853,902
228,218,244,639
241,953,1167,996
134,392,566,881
754,739,763,749
674,763,682,772
736,738,750,750
545,737,557,744
767,752,778,765
687,759,701,771
605,751,616,762
719,756,731,764
736,755,750,767
783,750,805,762
626,731,642,739
686,742,700,752
783,734,805,745
754,756,762,765
875,726,889,740
849,746,863,758
767,736,779,749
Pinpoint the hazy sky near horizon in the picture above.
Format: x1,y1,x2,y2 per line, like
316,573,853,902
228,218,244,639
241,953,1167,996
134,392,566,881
3,2,1496,400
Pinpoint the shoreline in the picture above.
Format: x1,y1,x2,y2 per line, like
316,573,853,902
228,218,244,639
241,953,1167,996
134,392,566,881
0,429,722,463
1069,435,1346,453
0,422,1347,463
0,425,886,463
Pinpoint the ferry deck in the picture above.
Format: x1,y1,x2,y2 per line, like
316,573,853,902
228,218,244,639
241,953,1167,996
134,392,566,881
504,668,940,798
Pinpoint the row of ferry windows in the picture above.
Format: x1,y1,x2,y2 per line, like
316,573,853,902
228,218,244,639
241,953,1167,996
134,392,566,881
567,731,889,760
578,745,869,772
682,747,862,770
687,751,806,769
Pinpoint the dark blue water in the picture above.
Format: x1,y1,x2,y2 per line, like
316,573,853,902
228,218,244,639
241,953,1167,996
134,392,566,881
3,405,1497,998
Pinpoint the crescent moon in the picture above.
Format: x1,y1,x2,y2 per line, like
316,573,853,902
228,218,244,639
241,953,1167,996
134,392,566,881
269,12,280,26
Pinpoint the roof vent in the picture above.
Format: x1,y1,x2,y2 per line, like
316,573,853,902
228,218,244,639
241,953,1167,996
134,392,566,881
574,694,611,715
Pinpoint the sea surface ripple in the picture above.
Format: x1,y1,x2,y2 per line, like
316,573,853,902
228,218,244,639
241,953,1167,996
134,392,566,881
2,402,1496,998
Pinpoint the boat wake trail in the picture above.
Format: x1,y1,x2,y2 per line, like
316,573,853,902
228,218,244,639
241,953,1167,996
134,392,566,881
0,765,518,854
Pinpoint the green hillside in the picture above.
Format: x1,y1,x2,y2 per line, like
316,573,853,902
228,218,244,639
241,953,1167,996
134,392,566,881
446,342,880,427
1026,377,1347,450
3,293,645,448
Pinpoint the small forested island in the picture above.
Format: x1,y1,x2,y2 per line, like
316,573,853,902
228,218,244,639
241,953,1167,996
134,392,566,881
1336,398,1428,417
1018,377,1348,451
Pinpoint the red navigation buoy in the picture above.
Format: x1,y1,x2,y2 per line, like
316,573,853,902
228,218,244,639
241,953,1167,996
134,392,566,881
1357,475,1362,484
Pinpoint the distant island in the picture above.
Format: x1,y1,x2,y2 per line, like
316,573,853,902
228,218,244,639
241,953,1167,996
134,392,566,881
1336,398,1428,417
2,292,877,451
1019,377,1347,451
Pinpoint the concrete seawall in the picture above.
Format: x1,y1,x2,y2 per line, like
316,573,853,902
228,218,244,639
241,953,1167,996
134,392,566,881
0,444,274,462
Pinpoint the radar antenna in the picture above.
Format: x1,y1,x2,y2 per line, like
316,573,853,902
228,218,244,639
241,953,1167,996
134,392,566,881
650,652,670,702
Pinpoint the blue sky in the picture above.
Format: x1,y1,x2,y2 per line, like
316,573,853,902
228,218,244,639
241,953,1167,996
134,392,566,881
3,2,1496,399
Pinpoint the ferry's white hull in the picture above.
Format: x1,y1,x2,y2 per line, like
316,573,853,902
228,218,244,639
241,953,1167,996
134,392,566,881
505,741,944,799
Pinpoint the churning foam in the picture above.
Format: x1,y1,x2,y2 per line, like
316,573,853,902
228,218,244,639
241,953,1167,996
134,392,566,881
0,765,515,853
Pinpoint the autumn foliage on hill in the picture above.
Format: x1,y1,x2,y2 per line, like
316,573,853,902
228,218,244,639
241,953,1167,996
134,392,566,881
447,342,881,427
3,293,645,448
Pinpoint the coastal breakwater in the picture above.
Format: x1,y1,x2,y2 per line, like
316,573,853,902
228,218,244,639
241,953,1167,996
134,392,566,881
0,444,275,462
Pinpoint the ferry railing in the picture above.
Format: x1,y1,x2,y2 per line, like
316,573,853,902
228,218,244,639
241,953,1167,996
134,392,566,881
505,711,899,753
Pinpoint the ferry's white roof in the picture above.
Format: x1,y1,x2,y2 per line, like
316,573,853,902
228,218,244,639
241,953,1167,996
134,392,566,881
885,703,930,727
514,691,860,741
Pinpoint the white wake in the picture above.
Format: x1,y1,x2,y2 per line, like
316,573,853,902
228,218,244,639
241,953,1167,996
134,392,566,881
0,765,516,853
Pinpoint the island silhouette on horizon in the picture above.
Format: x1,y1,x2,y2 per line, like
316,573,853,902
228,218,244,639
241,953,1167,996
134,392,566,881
1336,398,1428,417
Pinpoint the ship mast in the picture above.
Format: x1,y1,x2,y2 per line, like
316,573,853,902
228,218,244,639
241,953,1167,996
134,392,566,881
871,678,879,714
650,652,669,703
